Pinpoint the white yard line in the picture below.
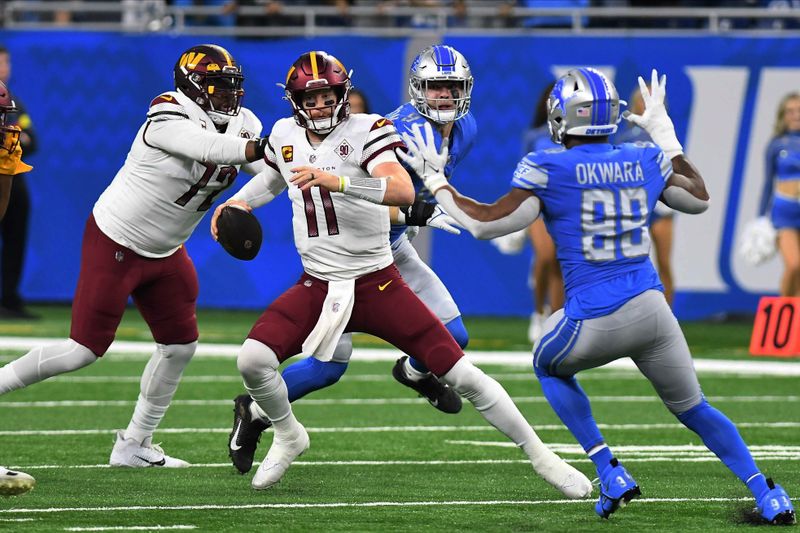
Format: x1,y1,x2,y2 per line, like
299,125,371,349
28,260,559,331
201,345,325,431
2,394,797,408
1,421,798,437
64,527,196,532
1,337,799,374
0,497,753,515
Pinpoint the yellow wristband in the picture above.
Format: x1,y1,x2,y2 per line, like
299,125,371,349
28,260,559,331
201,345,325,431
338,176,346,193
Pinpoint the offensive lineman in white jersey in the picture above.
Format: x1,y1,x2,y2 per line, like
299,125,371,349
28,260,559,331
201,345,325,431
0,44,270,468
211,50,593,497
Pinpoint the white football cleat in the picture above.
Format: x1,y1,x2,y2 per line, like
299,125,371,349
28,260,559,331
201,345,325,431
0,466,36,496
251,422,310,490
109,431,190,468
531,452,593,499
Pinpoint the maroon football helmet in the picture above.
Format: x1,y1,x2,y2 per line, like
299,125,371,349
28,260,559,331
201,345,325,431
174,44,244,124
282,51,352,134
0,80,19,154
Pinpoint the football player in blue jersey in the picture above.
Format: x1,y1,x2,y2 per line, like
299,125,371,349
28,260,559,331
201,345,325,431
398,68,796,525
228,45,481,474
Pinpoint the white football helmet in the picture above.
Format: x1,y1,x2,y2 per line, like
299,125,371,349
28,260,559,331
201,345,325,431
409,45,473,123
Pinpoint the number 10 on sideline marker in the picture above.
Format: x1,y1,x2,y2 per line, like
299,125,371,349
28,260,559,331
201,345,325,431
749,297,800,357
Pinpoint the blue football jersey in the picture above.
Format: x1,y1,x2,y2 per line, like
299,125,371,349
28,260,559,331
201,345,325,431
512,142,673,319
760,131,800,216
386,102,477,243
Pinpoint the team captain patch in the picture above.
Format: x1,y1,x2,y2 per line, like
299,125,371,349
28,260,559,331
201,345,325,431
282,145,293,162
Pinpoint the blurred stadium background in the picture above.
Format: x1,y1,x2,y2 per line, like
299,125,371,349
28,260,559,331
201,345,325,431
2,1,799,321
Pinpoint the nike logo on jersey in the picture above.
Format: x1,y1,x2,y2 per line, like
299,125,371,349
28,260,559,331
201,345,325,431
133,455,166,467
376,119,387,128
378,280,393,291
230,421,243,451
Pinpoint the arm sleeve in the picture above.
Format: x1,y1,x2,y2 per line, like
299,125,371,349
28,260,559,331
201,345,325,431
143,119,250,165
231,167,287,209
758,141,778,217
433,188,541,240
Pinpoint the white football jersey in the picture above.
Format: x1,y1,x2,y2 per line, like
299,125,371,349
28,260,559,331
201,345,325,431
246,113,404,281
93,90,262,257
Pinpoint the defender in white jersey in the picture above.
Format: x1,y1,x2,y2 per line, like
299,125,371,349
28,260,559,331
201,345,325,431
212,51,593,497
0,44,270,469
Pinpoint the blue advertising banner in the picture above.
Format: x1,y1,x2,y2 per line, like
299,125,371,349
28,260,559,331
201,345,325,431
4,32,798,319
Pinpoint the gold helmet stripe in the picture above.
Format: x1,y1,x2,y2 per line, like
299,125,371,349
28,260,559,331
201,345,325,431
310,51,319,80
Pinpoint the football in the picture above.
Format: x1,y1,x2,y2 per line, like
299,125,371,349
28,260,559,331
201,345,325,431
216,205,262,261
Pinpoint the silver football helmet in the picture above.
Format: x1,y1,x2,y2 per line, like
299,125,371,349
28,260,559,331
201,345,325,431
547,68,623,144
409,45,473,123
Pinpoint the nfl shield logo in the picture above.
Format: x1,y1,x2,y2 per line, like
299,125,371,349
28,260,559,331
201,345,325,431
309,154,317,163
115,251,124,262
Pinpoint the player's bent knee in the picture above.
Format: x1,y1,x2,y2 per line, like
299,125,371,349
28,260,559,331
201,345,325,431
674,397,710,421
237,338,280,381
158,341,197,365
53,340,98,374
445,316,469,349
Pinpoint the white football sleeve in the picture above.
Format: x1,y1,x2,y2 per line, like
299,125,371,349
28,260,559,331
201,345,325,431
433,188,541,240
231,167,287,209
144,119,250,166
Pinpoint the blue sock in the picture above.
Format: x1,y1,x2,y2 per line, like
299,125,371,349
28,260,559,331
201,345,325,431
281,357,348,403
536,372,605,454
445,316,469,349
408,317,469,374
677,400,768,499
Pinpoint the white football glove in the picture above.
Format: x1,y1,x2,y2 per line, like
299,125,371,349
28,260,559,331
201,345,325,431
427,204,461,235
491,228,528,255
397,122,449,193
624,69,683,160
738,216,777,266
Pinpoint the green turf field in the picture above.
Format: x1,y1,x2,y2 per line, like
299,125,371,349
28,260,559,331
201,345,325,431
0,306,798,531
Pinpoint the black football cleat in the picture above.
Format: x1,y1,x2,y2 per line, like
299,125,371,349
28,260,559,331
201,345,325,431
392,356,462,414
228,394,271,474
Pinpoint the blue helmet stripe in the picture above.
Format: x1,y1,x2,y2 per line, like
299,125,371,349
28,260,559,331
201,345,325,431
590,69,610,126
434,45,455,73
579,69,601,125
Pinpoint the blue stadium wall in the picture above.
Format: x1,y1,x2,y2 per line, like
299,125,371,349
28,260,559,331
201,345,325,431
3,32,797,319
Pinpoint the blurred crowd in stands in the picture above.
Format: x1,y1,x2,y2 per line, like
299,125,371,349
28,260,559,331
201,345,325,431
4,1,800,32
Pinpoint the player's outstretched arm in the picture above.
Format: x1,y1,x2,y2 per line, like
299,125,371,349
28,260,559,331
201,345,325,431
434,187,540,240
398,121,540,239
625,69,709,214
